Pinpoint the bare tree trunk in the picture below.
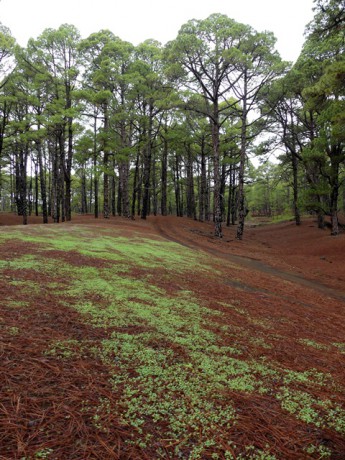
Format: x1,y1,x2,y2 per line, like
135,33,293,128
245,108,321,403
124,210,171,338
161,133,168,216
211,116,222,237
131,147,140,219
141,106,153,220
186,144,196,219
103,104,110,219
65,116,73,221
34,161,39,217
137,161,143,217
291,153,301,226
199,138,207,222
93,112,99,219
173,154,182,217
152,147,158,216
220,162,226,222
123,160,130,217
16,146,28,225
111,169,116,217
51,138,61,224
226,165,234,227
236,74,248,241
55,127,66,223
330,158,340,236
81,167,88,214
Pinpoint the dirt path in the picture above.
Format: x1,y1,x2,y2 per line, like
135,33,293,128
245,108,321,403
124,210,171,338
150,216,345,303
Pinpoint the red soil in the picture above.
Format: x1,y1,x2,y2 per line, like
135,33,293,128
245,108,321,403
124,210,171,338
0,212,344,459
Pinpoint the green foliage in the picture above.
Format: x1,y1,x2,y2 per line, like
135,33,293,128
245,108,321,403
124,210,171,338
44,339,80,359
246,161,295,218
0,6,343,234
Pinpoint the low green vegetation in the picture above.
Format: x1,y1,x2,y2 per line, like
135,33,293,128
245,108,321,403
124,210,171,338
1,223,344,459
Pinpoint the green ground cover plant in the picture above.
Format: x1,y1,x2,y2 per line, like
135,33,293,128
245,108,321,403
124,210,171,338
1,223,344,459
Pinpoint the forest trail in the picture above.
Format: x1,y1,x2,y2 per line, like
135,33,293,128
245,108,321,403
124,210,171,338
150,215,345,303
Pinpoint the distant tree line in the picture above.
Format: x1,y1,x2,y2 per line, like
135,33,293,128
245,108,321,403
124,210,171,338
0,0,343,236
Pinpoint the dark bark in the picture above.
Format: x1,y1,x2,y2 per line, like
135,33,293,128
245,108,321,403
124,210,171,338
236,72,248,241
152,147,158,216
64,115,73,221
329,154,340,236
291,153,301,226
117,163,122,216
173,154,182,217
220,163,226,222
58,130,66,223
226,165,238,227
131,148,140,219
28,167,33,216
199,137,208,222
141,141,151,219
34,161,39,217
211,115,222,237
37,140,48,224
51,137,61,224
111,170,116,217
119,123,130,218
141,106,154,220
15,146,28,225
161,133,168,216
137,161,143,217
81,167,88,214
186,144,196,219
117,160,130,217
103,104,110,219
93,112,99,219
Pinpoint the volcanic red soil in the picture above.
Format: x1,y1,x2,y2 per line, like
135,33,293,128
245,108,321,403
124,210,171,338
0,212,344,459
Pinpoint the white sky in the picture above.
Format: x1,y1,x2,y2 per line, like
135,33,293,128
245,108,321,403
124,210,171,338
0,0,315,62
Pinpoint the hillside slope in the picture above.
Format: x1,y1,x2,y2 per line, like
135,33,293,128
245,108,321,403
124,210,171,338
0,214,344,459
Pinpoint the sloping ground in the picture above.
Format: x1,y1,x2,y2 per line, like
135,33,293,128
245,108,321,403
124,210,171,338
0,213,344,460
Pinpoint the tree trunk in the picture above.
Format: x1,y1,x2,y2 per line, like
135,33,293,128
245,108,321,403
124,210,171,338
17,146,28,225
291,152,301,226
317,208,325,229
141,107,153,220
236,74,248,241
56,128,66,223
173,154,182,217
211,116,222,237
161,133,168,216
137,161,143,217
65,116,73,221
152,147,158,216
111,170,116,217
51,138,61,223
226,165,234,227
186,144,196,219
103,104,110,219
34,161,39,217
220,163,226,222
330,157,340,236
199,137,207,222
123,160,130,217
93,113,99,219
81,166,88,214
131,147,140,219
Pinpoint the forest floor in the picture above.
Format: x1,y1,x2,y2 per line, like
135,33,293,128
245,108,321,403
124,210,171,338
0,212,345,459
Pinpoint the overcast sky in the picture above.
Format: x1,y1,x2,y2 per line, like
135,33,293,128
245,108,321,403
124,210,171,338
1,0,315,62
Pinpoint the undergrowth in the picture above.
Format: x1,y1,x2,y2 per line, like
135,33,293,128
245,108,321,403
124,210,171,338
1,223,344,459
